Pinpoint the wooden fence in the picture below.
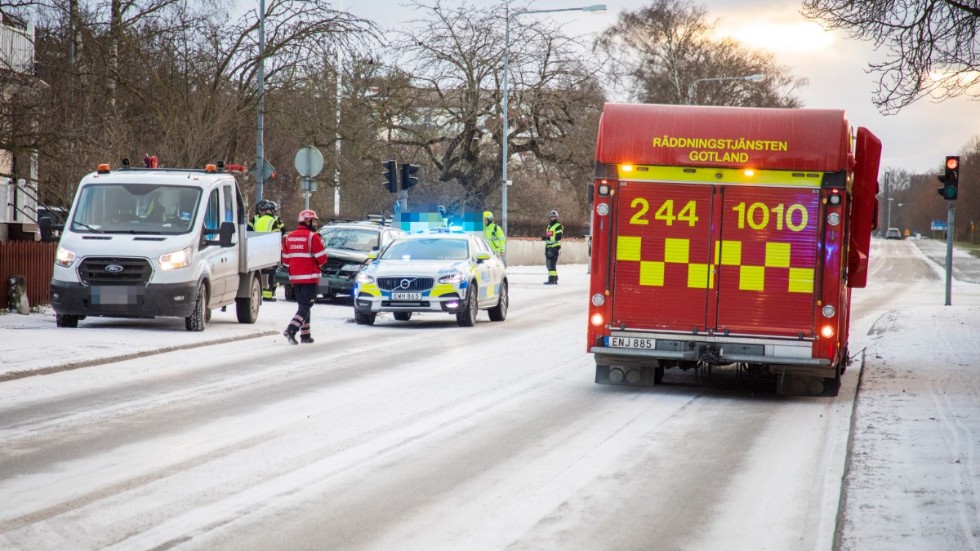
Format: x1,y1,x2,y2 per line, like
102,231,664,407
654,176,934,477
1,241,56,310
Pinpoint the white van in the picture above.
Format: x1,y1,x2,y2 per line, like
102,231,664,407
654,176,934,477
49,162,280,330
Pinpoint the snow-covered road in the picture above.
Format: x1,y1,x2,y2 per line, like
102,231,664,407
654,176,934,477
0,238,978,551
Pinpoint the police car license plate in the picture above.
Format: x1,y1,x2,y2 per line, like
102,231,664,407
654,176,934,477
392,292,422,300
609,336,655,349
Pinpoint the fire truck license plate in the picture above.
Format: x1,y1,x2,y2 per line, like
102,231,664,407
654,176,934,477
392,292,422,300
609,336,655,349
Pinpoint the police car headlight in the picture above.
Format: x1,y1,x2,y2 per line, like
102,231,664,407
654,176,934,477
159,247,191,270
55,247,77,268
439,271,465,284
356,273,375,284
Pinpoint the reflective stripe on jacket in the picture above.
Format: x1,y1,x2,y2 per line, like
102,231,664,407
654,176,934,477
282,225,327,284
545,221,564,248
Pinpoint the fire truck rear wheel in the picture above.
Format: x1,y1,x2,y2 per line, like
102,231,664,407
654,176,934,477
608,367,625,384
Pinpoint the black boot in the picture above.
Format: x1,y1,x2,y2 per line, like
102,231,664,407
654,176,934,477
283,329,298,345
300,335,314,344
544,276,557,285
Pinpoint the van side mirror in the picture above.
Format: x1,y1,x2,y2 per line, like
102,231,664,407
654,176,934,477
219,221,235,247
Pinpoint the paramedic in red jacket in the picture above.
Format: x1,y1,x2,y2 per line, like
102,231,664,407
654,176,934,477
281,209,328,344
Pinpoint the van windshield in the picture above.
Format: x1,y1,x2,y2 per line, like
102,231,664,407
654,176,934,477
70,184,201,235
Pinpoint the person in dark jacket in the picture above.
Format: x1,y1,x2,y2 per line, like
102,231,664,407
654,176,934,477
543,209,564,284
281,209,328,344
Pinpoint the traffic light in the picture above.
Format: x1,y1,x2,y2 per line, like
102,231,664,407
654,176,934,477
382,160,397,193
937,156,960,200
400,163,419,190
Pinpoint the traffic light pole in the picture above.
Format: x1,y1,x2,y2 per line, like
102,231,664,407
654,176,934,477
945,201,954,306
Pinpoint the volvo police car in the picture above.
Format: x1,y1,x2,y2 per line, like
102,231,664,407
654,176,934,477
352,230,508,326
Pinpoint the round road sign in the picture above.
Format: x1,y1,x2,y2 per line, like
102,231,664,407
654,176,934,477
294,146,324,178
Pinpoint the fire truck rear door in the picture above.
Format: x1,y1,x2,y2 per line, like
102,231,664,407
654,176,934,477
611,181,714,332
713,186,820,337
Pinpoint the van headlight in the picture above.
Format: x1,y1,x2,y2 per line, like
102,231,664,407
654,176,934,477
159,247,191,270
55,247,77,268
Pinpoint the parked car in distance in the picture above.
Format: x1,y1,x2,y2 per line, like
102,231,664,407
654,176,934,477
352,229,508,327
885,227,902,240
277,220,406,301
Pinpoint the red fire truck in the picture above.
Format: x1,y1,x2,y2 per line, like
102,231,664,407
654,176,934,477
586,104,881,396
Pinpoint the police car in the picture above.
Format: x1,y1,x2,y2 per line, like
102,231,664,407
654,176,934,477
353,230,508,326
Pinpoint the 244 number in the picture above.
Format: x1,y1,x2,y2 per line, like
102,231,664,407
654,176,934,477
630,198,699,227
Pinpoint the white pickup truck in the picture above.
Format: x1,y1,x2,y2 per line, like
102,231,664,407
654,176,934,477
49,161,281,331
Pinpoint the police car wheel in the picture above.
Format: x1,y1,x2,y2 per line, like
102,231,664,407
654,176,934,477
354,309,376,326
456,282,478,327
488,281,508,322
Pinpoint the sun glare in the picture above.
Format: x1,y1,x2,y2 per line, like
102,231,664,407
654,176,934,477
716,21,834,54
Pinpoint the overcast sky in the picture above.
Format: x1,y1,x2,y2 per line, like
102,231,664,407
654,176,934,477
342,0,979,176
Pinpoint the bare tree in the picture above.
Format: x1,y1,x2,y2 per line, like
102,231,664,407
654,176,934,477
802,0,980,113
9,0,375,207
380,0,604,214
595,0,803,107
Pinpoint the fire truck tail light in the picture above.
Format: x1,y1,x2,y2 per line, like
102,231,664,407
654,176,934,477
828,192,842,205
822,305,836,318
590,313,605,327
827,212,841,226
596,203,610,216
620,164,634,172
743,169,756,177
591,294,605,306
597,184,610,196
820,325,835,338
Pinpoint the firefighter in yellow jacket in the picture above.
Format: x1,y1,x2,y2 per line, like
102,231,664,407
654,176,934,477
482,211,506,259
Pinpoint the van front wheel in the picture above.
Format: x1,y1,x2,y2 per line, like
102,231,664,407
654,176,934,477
185,283,207,332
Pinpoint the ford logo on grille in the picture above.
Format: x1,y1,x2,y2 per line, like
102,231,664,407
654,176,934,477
399,279,412,289
105,264,124,273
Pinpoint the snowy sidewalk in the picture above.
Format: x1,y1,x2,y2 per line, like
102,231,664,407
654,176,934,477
837,240,980,549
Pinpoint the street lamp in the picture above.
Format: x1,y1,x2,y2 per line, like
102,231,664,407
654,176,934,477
255,0,266,203
501,3,606,253
686,73,765,105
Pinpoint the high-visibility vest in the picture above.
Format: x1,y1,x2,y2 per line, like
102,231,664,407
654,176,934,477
545,221,563,248
484,222,506,254
251,214,284,233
